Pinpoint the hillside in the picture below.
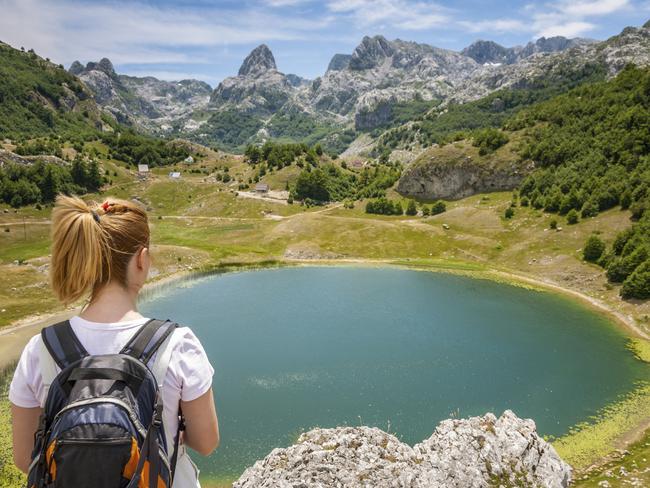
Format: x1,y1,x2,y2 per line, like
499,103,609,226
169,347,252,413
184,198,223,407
396,65,650,299
0,42,108,139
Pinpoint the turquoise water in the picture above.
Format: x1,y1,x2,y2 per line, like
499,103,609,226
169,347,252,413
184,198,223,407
140,266,649,480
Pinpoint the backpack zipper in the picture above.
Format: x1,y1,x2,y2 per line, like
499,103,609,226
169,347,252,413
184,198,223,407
57,438,132,446
52,397,148,439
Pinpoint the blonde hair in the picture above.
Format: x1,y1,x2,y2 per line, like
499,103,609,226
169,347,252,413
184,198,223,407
50,195,150,305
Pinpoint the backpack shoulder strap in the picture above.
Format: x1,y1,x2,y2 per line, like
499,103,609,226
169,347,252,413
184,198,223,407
120,319,177,365
41,320,89,370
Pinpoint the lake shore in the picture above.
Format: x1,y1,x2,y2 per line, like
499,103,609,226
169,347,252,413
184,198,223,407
1,257,649,480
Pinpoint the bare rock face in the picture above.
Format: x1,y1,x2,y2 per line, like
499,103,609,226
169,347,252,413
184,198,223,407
70,58,212,131
327,54,352,72
396,142,532,200
233,411,572,488
209,44,298,116
238,44,277,77
416,411,572,488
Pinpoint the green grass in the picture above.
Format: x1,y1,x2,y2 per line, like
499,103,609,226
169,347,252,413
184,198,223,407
0,370,26,488
573,428,650,487
0,223,50,264
553,382,650,470
627,338,650,363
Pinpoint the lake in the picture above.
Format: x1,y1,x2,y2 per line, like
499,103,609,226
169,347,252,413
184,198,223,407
139,266,648,480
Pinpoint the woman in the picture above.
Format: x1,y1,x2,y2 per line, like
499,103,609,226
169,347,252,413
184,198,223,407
9,195,219,486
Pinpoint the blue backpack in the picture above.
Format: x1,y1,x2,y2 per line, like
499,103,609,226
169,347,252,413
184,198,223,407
27,319,182,488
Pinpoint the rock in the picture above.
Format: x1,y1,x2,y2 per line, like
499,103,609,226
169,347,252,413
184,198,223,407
396,142,533,200
69,60,85,76
71,59,212,132
238,44,277,77
234,411,572,488
209,44,297,116
327,54,352,72
462,37,592,66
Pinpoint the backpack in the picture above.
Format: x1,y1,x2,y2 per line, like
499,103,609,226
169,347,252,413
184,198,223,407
27,318,183,488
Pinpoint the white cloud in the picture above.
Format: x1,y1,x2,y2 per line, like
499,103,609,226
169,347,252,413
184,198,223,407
556,0,629,16
264,0,311,6
326,0,450,30
527,0,631,38
458,18,529,34
0,0,332,67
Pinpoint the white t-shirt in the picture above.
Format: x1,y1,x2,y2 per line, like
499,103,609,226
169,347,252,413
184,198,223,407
9,316,214,444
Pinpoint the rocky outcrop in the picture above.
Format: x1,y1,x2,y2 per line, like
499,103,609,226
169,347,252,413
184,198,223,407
462,40,516,65
327,54,352,72
462,37,592,65
453,23,650,103
311,36,478,130
70,58,212,132
209,44,299,116
238,44,277,76
396,142,532,200
234,411,572,488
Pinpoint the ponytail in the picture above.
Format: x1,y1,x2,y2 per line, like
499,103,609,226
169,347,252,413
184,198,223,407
50,195,149,305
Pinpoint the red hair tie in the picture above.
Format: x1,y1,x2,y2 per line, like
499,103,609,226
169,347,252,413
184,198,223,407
101,201,110,212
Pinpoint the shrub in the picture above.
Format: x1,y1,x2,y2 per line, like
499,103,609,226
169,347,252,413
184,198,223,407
566,209,579,225
430,201,446,215
607,247,648,283
406,200,417,216
504,207,515,219
583,235,606,262
550,219,558,230
621,261,650,299
366,197,404,215
472,128,509,155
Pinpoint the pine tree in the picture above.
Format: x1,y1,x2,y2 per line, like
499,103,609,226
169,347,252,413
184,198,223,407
71,157,87,188
86,160,102,192
40,165,58,203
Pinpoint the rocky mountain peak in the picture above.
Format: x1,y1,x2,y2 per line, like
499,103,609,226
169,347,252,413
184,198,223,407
520,36,580,57
349,35,394,70
327,53,352,72
78,57,117,78
461,40,512,64
238,44,277,77
69,60,85,76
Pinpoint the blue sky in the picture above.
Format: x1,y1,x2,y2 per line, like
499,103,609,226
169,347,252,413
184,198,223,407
0,0,646,86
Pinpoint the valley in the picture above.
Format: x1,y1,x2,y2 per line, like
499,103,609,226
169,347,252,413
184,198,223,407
0,15,649,488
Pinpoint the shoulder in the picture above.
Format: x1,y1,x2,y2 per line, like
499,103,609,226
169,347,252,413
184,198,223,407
21,332,44,362
168,325,207,354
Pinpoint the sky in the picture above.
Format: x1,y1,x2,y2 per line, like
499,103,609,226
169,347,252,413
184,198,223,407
0,0,646,87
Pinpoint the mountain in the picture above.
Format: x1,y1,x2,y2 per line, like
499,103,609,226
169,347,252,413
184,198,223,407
70,58,212,132
0,42,106,139
461,36,592,65
68,20,650,153
311,35,479,131
209,44,298,116
327,54,352,72
453,22,650,103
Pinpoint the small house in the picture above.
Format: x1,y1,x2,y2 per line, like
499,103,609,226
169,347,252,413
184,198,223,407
184,156,194,164
255,183,269,194
169,171,181,179
137,164,149,179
